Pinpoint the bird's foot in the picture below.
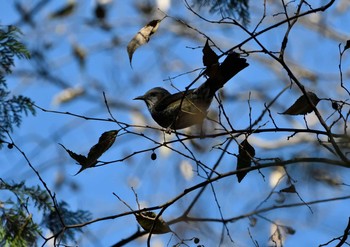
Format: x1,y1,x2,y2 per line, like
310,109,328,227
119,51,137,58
165,127,173,134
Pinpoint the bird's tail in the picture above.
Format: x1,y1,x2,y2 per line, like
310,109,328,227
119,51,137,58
197,52,249,97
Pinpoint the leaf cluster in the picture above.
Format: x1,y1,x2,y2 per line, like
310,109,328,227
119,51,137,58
0,25,30,78
0,25,34,145
193,0,250,26
0,179,50,246
0,179,92,246
42,201,92,243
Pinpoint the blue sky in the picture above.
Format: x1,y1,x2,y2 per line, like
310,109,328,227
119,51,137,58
1,1,350,246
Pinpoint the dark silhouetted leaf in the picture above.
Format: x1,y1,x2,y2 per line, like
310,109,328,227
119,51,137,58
86,130,119,163
236,156,250,183
279,184,297,193
59,143,90,167
127,19,161,67
280,91,320,115
60,130,118,175
202,39,219,68
135,211,171,234
236,139,255,182
239,139,255,157
345,40,350,51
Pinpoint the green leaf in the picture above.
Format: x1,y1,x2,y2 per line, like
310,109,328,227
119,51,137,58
192,0,250,26
0,180,54,246
42,201,92,242
0,25,33,145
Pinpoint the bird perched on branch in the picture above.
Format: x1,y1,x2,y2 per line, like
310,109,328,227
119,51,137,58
134,52,249,130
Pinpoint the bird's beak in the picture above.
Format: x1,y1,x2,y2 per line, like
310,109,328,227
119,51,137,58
133,95,145,101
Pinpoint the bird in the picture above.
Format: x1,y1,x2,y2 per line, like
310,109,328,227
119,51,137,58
134,52,249,130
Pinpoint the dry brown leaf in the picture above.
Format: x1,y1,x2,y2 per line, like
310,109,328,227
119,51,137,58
135,211,171,234
202,39,219,67
345,40,350,51
236,139,255,183
86,130,119,163
127,19,161,67
60,130,118,175
280,91,320,115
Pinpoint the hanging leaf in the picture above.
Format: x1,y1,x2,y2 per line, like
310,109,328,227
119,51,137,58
202,39,219,68
59,143,91,166
135,211,171,234
236,139,255,183
86,130,119,163
127,19,161,67
344,40,350,51
279,184,297,193
236,156,250,183
202,39,219,78
59,130,118,175
280,91,320,115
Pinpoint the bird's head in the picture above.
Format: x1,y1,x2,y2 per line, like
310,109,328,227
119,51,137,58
134,87,170,110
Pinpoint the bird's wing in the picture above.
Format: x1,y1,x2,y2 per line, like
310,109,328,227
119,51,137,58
154,89,195,112
154,53,249,112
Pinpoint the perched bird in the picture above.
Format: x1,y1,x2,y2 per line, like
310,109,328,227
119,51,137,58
134,52,249,130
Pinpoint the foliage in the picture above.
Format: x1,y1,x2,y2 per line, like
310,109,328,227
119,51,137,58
193,0,250,25
42,201,92,243
0,179,91,246
0,25,34,144
2,0,350,246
